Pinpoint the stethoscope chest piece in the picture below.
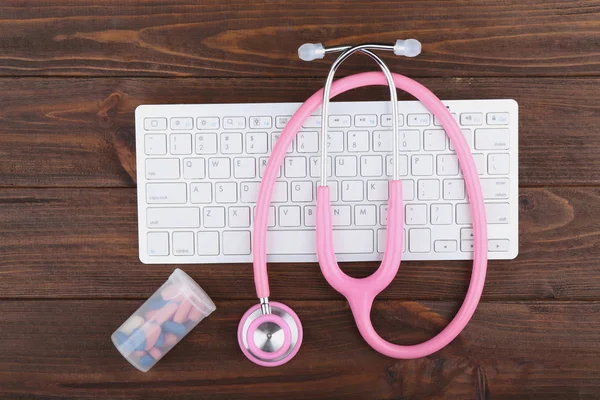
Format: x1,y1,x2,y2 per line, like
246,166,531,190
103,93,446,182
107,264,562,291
238,301,303,367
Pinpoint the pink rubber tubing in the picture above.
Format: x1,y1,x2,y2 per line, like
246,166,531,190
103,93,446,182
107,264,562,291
253,71,488,359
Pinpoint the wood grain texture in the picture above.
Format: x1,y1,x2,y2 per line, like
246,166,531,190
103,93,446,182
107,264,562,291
1,77,600,187
1,1,600,77
1,299,599,400
1,186,599,301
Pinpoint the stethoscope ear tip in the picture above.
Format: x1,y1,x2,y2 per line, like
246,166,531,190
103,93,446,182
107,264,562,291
394,39,422,57
298,43,325,62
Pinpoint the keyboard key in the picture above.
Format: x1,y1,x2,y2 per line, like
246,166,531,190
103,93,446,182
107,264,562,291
431,204,453,225
333,229,374,253
195,133,217,154
443,179,465,200
434,113,457,126
355,114,377,127
145,134,167,155
407,113,431,127
266,230,374,255
190,182,212,203
197,231,219,255
259,157,282,178
361,155,383,177
456,203,472,225
475,129,510,150
473,154,485,175
406,204,427,225
319,181,339,202
489,239,510,252
309,156,332,178
409,228,431,252
354,205,377,226
147,207,199,228
303,115,322,128
327,131,344,152
285,157,307,178
373,130,393,152
380,114,404,127
215,182,237,203
377,228,406,253
241,182,259,203
146,183,187,204
276,115,291,129
250,116,272,129
341,180,364,202
222,231,251,255
487,112,509,125
170,117,193,130
449,129,474,150
253,205,276,227
279,206,301,227
486,203,510,224
221,133,243,154
461,240,475,252
144,118,167,131
169,133,192,155
403,180,415,201
223,117,245,129
488,153,510,175
197,117,219,130
481,178,510,199
183,158,206,179
272,132,293,153
146,158,179,180
328,115,351,128
437,154,459,176
208,158,231,179
291,181,313,202
417,179,440,200
411,155,433,176
460,113,484,126
304,206,316,227
335,156,357,177
385,154,408,177
147,232,169,256
297,131,319,153
367,180,388,201
347,131,369,152
273,182,288,202
399,130,420,151
424,130,446,151
380,205,388,226
434,240,457,252
234,158,256,179
229,207,251,228
461,228,474,241
332,205,351,226
172,232,194,256
203,207,225,228
246,132,268,154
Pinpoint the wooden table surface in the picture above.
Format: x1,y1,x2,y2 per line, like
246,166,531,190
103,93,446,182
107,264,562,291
2,1,600,399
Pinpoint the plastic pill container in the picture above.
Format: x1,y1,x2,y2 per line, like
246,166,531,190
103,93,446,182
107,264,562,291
111,269,216,372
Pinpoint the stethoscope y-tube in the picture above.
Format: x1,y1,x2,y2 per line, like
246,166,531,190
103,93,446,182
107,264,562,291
238,40,488,366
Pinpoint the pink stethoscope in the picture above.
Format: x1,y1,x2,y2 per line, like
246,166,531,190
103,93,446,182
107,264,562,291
238,40,488,366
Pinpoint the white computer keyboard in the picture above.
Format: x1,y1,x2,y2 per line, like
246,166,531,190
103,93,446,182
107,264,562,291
135,99,518,264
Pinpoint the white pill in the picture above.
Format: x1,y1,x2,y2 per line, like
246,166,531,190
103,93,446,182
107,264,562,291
119,315,145,335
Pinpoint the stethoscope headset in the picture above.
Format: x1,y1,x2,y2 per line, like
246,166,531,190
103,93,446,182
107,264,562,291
238,40,488,366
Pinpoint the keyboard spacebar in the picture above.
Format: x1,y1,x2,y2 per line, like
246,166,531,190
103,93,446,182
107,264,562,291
266,230,374,255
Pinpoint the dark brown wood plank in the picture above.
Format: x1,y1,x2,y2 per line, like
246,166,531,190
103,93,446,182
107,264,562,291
1,1,600,77
1,77,600,187
1,186,599,300
0,299,598,399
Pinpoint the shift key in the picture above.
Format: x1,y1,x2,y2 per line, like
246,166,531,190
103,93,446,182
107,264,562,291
147,207,200,228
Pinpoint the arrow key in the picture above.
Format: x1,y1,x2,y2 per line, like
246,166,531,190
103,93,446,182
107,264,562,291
489,239,510,252
434,240,457,253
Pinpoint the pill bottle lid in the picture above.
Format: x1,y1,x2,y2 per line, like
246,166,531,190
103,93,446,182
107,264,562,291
169,269,217,315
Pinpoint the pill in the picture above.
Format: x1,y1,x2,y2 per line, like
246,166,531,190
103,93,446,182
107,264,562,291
129,328,147,351
162,321,187,337
173,299,193,323
163,333,178,346
139,354,155,368
119,315,145,335
151,302,179,324
133,350,146,357
161,284,182,301
148,347,162,360
113,331,129,345
144,324,162,350
145,310,157,320
147,297,169,310
187,307,204,322
155,332,165,348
